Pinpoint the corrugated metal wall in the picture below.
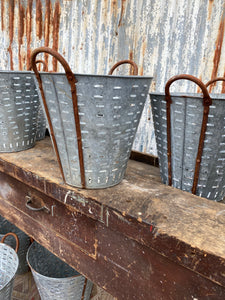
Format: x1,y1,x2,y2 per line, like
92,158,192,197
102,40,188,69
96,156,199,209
0,0,224,155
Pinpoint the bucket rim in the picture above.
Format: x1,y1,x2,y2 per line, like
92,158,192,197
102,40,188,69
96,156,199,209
0,243,19,291
0,70,34,75
26,244,82,281
38,71,153,80
28,264,83,282
150,91,225,99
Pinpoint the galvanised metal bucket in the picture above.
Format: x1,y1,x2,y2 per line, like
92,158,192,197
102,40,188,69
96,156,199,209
0,71,40,152
31,47,152,189
0,233,19,300
151,75,225,201
27,242,93,300
0,215,30,274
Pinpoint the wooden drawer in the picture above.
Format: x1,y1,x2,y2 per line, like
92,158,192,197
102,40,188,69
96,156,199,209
0,171,97,259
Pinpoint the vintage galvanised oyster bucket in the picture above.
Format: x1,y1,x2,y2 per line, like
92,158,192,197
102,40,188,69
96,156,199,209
0,215,30,274
31,47,152,189
27,242,93,300
151,74,225,201
0,71,41,152
0,233,19,300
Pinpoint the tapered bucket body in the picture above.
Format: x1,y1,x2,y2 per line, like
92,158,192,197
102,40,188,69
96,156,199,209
38,73,152,188
0,71,40,152
151,92,225,201
27,242,93,300
0,234,19,300
0,216,30,274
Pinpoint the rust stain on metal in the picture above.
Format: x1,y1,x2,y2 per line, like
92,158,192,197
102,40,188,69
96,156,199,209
197,75,202,93
26,0,33,70
36,0,43,40
8,0,15,70
209,16,225,93
52,1,61,72
111,0,118,18
44,0,52,68
222,71,225,93
18,1,25,70
1,0,5,31
208,0,214,20
140,39,147,76
118,0,126,27
129,51,134,75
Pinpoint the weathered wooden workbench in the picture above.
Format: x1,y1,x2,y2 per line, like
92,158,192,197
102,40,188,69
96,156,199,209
0,137,225,299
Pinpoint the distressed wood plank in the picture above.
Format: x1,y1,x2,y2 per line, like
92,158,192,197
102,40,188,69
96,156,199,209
0,138,225,298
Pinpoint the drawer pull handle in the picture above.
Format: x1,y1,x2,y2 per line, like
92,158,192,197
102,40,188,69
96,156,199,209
25,196,50,214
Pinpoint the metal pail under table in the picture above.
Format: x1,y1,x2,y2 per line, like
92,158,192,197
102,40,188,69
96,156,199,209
0,215,30,274
0,233,19,300
27,242,93,300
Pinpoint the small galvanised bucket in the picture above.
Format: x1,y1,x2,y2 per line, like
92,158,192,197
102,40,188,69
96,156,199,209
151,74,225,201
27,242,93,300
0,215,30,274
31,47,152,189
0,71,40,152
0,233,19,300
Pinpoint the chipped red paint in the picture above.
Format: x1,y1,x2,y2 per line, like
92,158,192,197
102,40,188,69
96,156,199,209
1,0,5,31
8,0,15,70
209,16,225,93
36,0,43,40
52,1,61,72
26,0,33,70
18,1,25,70
44,0,51,69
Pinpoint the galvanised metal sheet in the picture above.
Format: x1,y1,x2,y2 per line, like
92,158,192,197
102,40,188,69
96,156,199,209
0,0,224,155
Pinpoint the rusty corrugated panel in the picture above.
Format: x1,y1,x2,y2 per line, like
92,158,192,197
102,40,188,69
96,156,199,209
0,0,224,155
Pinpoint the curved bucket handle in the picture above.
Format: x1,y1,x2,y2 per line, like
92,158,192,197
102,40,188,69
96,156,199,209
28,59,48,72
165,74,212,195
35,59,48,72
108,60,138,75
205,77,225,90
1,232,19,253
30,47,86,188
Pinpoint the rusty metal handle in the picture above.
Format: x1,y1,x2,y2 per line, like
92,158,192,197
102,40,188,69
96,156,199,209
205,77,225,90
165,74,212,195
1,232,19,253
108,60,138,75
35,59,48,72
25,196,50,214
165,74,212,106
28,59,48,72
30,47,86,188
